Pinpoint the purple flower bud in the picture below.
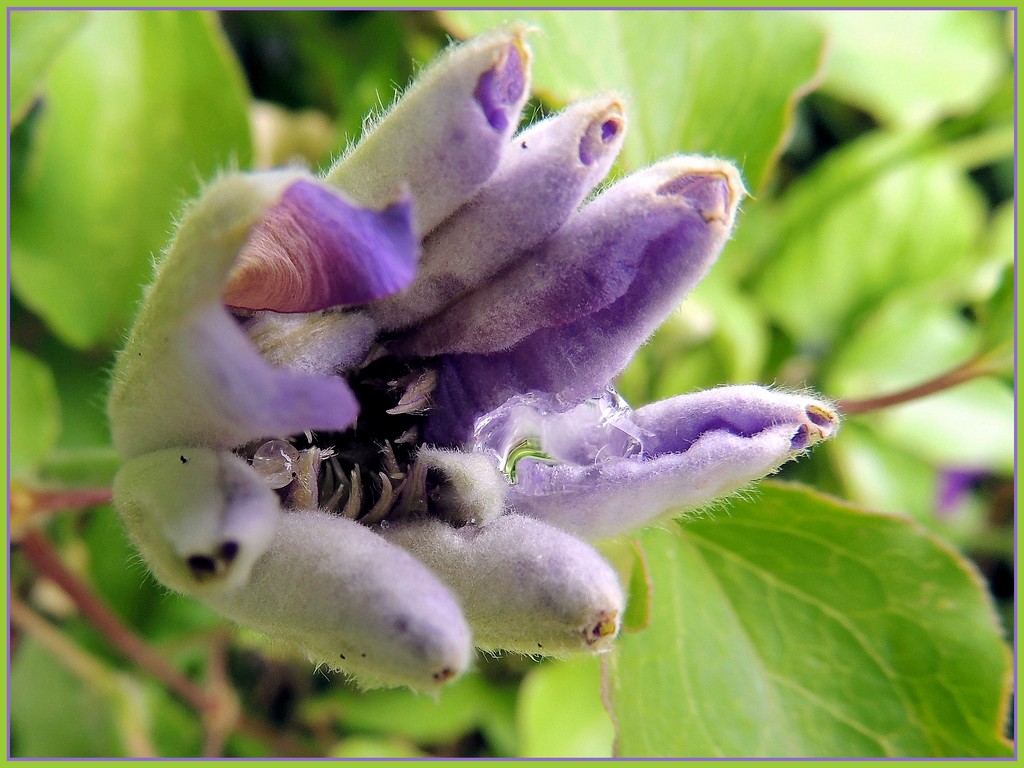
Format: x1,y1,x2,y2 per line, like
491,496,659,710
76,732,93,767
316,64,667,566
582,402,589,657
374,96,627,333
216,508,472,691
114,448,280,595
325,27,531,235
381,513,623,654
496,386,840,540
473,39,526,132
108,28,838,692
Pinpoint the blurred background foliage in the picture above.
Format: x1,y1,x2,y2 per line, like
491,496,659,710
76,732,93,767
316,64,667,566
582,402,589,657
8,9,1014,758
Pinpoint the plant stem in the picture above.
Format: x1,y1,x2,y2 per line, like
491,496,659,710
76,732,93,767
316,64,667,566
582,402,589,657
18,528,215,713
10,595,114,690
10,482,113,539
17,529,322,757
836,356,987,415
201,633,238,758
10,596,159,757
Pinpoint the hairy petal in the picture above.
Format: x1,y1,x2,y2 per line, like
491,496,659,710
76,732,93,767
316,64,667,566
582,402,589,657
633,385,840,455
426,158,745,445
243,310,378,377
113,448,279,595
508,387,840,540
403,146,735,357
417,447,509,527
108,173,362,458
185,308,359,446
225,181,418,313
381,514,623,654
325,27,531,235
209,509,473,692
376,95,626,333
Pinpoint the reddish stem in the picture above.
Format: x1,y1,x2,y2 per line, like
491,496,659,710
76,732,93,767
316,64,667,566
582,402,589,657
29,486,113,513
836,357,985,416
18,528,214,713
16,528,324,756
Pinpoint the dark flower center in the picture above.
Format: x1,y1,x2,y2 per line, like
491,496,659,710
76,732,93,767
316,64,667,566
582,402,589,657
238,351,464,527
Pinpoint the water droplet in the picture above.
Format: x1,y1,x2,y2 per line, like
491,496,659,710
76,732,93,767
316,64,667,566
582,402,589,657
471,387,646,476
252,439,300,489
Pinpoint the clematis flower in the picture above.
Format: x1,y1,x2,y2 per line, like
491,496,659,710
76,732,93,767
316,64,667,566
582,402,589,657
108,26,839,692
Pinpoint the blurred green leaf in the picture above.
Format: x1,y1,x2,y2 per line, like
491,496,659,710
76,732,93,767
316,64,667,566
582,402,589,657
327,736,425,758
41,447,123,488
11,10,253,349
9,10,88,125
827,423,940,521
442,10,825,190
296,12,418,153
689,272,771,383
34,338,121,486
861,379,1013,476
827,423,991,555
754,143,986,348
219,10,418,161
10,346,61,479
975,264,1013,374
827,293,1013,474
616,307,718,406
80,505,168,630
146,683,204,757
609,483,1012,757
827,292,977,398
305,672,517,755
35,340,114,451
11,638,123,757
616,275,771,406
812,11,1007,127
517,656,614,757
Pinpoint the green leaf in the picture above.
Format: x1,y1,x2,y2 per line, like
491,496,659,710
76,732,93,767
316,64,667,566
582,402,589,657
11,10,253,349
41,447,123,488
608,483,1012,757
442,10,825,190
827,424,991,557
599,537,653,633
971,204,1014,376
754,143,987,348
517,656,615,757
811,11,1007,127
9,10,88,125
826,423,941,521
35,339,115,451
862,378,1013,476
689,272,771,383
826,293,1014,474
826,291,978,398
79,505,169,633
27,338,121,486
11,638,123,757
304,672,517,755
219,11,417,161
327,737,425,758
10,346,61,479
146,681,204,757
975,264,1013,375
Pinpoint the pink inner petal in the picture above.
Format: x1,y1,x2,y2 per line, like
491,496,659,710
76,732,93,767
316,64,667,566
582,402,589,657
225,180,419,313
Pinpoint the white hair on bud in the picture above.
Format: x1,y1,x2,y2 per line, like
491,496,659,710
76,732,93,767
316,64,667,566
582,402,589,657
417,446,509,527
